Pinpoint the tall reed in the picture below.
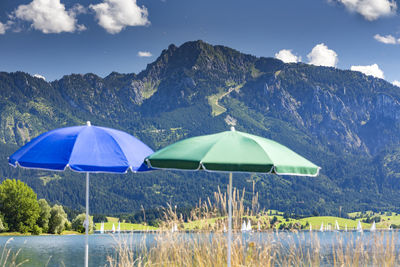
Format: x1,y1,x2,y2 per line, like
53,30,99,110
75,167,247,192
0,238,28,267
107,187,400,266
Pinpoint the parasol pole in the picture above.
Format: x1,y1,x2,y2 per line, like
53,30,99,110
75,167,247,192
84,172,89,267
227,172,233,267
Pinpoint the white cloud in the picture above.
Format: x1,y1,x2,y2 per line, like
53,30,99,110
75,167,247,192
374,34,398,44
13,0,85,34
351,63,384,79
90,0,150,34
0,22,5,34
274,49,301,63
33,74,46,80
138,51,152,57
307,43,338,67
393,80,400,87
0,20,13,34
337,0,397,21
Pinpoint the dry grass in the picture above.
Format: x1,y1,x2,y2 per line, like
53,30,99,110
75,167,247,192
107,187,400,266
162,185,268,232
107,231,400,267
0,238,29,267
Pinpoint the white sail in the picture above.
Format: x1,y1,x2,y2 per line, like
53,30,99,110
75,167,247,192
174,224,178,232
257,221,261,231
345,224,347,232
117,221,121,233
357,220,363,233
319,222,324,232
223,224,227,232
335,220,340,231
309,224,312,232
100,222,104,234
370,221,376,232
111,223,115,233
241,221,247,232
246,220,252,231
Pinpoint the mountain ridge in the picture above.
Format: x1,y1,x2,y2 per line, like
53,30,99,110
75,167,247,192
1,40,400,215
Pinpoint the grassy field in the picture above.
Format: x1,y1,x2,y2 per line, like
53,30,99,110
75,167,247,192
207,84,243,116
183,217,220,230
0,212,396,237
60,230,81,235
0,230,82,236
300,216,370,230
207,92,227,116
180,214,382,231
95,217,157,231
348,211,400,228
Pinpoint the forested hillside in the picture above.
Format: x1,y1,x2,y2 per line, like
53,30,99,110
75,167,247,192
1,40,400,216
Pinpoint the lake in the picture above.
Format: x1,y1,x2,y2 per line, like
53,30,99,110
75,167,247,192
0,231,398,266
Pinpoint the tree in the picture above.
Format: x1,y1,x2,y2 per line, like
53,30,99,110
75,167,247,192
0,213,8,232
0,179,40,233
37,199,51,233
92,214,107,223
71,214,93,233
48,204,68,234
312,210,319,217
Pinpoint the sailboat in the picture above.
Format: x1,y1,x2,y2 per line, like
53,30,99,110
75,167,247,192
241,221,247,232
335,220,340,231
370,221,376,232
171,223,178,233
100,222,104,234
117,221,121,233
345,224,347,232
111,223,116,233
319,222,324,232
257,221,261,231
309,224,312,232
223,224,227,232
246,220,252,232
357,220,363,233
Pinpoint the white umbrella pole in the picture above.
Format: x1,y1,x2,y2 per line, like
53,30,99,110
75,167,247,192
85,172,90,267
227,172,232,267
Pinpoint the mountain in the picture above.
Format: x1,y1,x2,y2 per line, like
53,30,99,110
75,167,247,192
1,40,400,216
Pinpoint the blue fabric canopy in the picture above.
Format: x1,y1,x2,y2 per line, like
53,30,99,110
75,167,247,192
8,123,154,173
8,122,154,267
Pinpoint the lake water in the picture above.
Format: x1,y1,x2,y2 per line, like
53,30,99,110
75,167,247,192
0,231,398,266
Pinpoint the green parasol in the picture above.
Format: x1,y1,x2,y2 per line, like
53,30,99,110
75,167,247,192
146,127,320,267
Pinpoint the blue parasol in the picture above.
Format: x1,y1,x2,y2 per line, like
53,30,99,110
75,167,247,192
9,121,153,267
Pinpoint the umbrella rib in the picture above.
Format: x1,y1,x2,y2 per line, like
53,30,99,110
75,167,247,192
8,129,59,167
69,127,130,173
96,127,130,171
237,133,276,171
246,134,321,176
65,130,82,171
198,134,234,169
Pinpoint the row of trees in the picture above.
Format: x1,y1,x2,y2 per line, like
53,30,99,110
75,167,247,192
0,179,92,234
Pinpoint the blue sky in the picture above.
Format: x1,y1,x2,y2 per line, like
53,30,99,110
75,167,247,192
0,0,399,85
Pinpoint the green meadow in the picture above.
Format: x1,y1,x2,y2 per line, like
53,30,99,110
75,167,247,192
95,217,157,231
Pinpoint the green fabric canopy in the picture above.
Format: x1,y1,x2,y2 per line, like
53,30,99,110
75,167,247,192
146,129,320,176
145,127,320,267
